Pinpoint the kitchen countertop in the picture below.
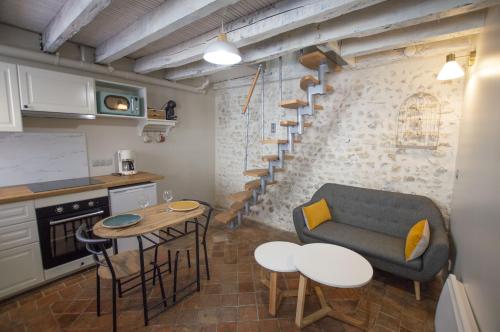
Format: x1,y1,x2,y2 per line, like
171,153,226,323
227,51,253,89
0,172,164,204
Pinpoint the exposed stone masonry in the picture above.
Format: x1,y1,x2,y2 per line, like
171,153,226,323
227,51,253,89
215,53,464,231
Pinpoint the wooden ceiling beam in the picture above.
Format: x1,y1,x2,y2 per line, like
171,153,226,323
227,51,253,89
353,35,478,69
340,11,485,58
42,0,110,53
95,0,239,64
164,0,498,80
135,0,386,73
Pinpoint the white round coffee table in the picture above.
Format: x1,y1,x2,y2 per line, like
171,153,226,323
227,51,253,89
293,243,373,329
254,241,301,316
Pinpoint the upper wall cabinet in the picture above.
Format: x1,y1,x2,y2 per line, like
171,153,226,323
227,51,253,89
18,65,96,117
0,61,22,132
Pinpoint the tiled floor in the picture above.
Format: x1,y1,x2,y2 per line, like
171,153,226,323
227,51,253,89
0,220,441,332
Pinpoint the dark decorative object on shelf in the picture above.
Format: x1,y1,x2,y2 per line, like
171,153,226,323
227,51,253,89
162,100,177,120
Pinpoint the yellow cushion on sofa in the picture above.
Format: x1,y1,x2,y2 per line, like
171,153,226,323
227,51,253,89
302,198,332,230
405,219,430,262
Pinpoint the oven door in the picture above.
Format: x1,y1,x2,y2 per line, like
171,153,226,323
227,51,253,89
38,207,110,269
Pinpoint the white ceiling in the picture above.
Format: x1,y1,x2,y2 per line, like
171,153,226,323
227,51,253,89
0,0,280,59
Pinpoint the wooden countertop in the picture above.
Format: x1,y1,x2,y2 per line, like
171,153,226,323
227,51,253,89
0,172,164,204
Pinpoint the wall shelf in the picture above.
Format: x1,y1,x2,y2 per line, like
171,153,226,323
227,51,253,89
137,118,176,137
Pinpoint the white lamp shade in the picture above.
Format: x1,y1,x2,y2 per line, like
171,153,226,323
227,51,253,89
437,60,464,80
203,34,241,65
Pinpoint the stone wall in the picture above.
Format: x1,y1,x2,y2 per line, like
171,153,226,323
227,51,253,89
215,53,465,231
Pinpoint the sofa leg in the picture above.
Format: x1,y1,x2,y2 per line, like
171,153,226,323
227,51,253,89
414,281,421,301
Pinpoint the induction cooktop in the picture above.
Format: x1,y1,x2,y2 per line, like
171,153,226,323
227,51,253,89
27,177,103,193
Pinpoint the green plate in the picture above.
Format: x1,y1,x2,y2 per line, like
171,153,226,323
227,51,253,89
102,214,142,229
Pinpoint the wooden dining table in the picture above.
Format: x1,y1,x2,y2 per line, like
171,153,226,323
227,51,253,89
93,202,205,326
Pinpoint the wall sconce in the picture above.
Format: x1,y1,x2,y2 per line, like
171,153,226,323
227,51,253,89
437,51,476,81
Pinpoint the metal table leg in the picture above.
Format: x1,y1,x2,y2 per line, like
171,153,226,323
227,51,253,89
195,218,201,292
137,236,149,326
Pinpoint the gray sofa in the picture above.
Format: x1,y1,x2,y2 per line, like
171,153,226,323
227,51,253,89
293,183,449,300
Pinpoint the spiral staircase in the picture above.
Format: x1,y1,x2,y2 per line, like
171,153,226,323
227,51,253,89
215,51,333,227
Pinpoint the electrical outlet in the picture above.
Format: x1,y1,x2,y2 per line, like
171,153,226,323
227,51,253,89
271,122,276,134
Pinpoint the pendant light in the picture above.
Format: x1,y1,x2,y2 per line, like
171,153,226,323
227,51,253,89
437,53,464,80
203,16,241,65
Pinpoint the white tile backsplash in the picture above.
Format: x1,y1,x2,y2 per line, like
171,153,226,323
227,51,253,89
0,132,89,186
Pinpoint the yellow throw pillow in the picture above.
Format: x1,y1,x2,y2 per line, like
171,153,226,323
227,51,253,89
405,219,430,262
302,198,332,230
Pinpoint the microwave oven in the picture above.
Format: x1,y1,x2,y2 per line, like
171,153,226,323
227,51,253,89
97,91,143,116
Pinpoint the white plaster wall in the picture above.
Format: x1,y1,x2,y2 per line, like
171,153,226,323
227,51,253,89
215,54,465,231
0,25,215,203
451,7,500,332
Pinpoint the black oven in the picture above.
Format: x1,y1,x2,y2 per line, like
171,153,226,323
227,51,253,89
36,196,111,269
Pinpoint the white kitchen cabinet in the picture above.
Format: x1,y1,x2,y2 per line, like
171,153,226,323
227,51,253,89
0,221,38,251
0,242,44,299
0,61,22,132
0,200,36,227
18,65,96,116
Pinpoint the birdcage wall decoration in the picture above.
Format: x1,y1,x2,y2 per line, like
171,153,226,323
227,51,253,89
396,92,441,149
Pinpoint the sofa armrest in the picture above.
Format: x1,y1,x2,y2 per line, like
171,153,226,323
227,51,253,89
292,201,313,243
420,227,450,281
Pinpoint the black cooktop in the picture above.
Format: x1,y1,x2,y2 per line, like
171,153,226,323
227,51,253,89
27,177,103,193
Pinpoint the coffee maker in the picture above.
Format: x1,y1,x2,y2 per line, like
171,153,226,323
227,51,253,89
116,149,137,175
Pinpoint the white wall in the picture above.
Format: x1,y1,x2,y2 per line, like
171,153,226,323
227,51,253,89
451,7,500,332
0,25,215,203
214,53,466,231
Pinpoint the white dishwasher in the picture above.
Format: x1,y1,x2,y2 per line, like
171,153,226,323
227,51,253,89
109,182,158,251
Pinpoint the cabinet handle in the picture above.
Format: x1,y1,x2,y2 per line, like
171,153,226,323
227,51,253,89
24,105,28,108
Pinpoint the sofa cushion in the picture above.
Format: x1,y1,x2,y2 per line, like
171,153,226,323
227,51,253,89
303,221,422,271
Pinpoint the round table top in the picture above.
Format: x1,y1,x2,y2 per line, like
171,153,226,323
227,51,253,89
254,241,300,273
93,203,205,238
293,243,373,288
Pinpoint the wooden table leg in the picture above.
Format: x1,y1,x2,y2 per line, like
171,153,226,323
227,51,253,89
294,278,370,330
295,274,308,327
269,272,278,316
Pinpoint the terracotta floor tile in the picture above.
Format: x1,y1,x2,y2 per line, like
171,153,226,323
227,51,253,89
0,220,442,332
237,305,258,321
221,294,238,307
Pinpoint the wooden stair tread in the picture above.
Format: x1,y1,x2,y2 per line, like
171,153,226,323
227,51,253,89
279,120,312,127
274,168,285,173
262,154,294,162
299,75,319,90
280,99,307,108
227,191,253,202
244,179,277,191
230,201,244,211
262,138,301,144
243,168,269,177
279,99,323,110
299,77,334,93
215,210,238,224
299,51,327,70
